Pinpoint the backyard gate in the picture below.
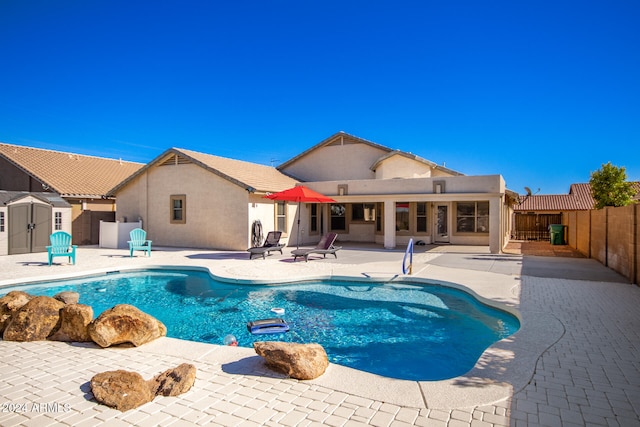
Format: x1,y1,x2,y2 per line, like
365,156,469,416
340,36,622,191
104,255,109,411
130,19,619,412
513,213,562,241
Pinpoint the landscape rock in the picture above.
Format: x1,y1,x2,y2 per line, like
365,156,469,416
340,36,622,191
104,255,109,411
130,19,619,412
0,291,34,333
3,296,65,341
88,304,166,347
53,291,80,305
48,304,94,342
150,363,197,396
90,370,154,411
254,341,329,380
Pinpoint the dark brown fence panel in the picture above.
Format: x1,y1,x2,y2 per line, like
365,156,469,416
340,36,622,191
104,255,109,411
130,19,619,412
514,213,562,241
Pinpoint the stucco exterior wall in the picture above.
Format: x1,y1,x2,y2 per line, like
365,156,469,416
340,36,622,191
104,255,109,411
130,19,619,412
117,163,249,250
115,172,148,224
307,175,504,198
281,143,387,181
375,156,434,179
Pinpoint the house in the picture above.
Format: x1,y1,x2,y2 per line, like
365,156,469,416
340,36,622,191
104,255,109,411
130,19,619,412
109,148,299,250
111,132,517,253
0,143,143,245
513,182,640,241
278,132,516,253
0,191,72,256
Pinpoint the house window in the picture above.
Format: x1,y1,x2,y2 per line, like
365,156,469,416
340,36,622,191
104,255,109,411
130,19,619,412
330,204,346,231
456,201,490,233
54,212,62,230
351,203,375,222
0,212,4,232
310,204,318,234
396,202,409,232
276,201,287,233
170,195,186,224
416,202,428,232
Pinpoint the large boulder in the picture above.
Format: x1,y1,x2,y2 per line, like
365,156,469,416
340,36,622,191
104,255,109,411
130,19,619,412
91,370,154,411
254,341,329,380
150,363,197,396
0,291,34,333
3,296,65,341
48,304,94,342
53,291,80,305
91,364,197,411
88,304,166,348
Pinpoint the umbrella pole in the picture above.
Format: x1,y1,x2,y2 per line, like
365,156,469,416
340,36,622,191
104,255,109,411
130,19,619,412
296,201,301,249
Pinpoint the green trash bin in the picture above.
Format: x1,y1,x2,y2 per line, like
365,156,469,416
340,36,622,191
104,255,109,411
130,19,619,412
549,224,565,245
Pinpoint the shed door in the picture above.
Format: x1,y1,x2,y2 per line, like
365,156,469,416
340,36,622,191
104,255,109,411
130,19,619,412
32,204,52,252
8,203,52,254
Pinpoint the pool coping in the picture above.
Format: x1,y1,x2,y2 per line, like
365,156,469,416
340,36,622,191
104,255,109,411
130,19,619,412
0,261,563,410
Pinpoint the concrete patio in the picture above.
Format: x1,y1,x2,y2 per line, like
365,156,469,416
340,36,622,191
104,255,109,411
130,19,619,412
0,243,638,426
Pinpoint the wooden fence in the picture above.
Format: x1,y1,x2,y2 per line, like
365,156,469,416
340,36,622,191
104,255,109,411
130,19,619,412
565,204,639,284
513,213,563,241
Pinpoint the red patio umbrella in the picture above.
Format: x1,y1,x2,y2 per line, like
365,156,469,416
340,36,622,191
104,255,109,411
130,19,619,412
264,185,336,249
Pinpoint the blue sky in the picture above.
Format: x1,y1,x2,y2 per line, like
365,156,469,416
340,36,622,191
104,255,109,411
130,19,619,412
1,1,638,195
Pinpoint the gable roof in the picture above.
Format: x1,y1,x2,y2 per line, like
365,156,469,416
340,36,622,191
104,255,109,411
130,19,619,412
277,131,390,171
515,182,640,211
277,131,463,176
0,142,143,198
109,147,299,195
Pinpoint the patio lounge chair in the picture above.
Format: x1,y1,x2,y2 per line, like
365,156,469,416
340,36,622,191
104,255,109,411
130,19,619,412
47,231,77,266
128,228,152,257
291,232,341,262
247,231,284,260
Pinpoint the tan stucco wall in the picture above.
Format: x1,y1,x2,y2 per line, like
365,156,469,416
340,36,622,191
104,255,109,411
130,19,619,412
307,175,504,198
281,143,388,181
375,156,434,179
116,163,250,250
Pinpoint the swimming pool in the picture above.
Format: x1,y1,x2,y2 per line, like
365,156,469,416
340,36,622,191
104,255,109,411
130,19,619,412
2,269,520,381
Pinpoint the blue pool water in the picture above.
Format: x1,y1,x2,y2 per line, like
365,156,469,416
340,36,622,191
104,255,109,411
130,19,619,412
2,269,520,381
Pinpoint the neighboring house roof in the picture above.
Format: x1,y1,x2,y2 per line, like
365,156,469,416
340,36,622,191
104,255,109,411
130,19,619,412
515,182,640,211
0,190,71,207
277,131,463,176
0,143,143,198
109,147,299,196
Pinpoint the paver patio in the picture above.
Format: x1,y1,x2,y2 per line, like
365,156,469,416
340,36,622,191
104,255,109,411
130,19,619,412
1,244,638,426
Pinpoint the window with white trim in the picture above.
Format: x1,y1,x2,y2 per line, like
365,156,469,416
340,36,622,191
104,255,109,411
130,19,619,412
456,201,490,233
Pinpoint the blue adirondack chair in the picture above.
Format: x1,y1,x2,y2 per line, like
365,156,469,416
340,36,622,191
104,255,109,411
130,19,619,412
128,228,152,257
46,231,77,266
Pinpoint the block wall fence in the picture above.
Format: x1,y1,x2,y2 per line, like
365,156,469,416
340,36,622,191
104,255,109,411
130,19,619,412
565,204,639,285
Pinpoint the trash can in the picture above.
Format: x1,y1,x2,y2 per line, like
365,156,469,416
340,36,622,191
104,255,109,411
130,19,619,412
549,224,565,245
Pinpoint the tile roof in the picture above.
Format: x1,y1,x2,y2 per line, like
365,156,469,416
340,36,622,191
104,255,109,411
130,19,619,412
515,182,640,211
0,143,143,198
175,148,299,193
109,147,299,195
